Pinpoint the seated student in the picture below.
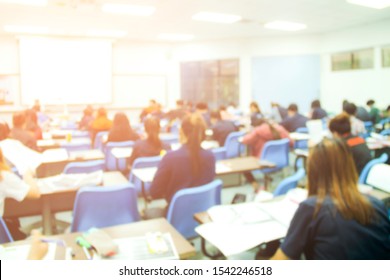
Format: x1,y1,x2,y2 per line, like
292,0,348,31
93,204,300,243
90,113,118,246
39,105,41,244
127,116,170,167
90,107,112,141
9,112,38,151
107,112,140,143
0,122,10,141
366,99,381,124
279,103,308,132
271,102,288,122
149,114,216,207
0,148,40,240
271,138,390,260
210,110,238,147
25,109,42,140
249,101,263,127
343,102,366,136
79,105,94,131
166,100,188,122
309,100,327,120
241,118,293,190
139,99,162,122
328,113,371,174
195,102,211,127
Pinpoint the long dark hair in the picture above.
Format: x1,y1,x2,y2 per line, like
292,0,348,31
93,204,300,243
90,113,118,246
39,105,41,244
145,117,162,149
180,114,206,176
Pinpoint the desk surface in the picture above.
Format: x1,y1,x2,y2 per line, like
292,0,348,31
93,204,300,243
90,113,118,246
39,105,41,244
3,218,196,260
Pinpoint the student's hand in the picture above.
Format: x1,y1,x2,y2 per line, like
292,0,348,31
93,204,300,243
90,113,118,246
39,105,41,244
27,230,48,260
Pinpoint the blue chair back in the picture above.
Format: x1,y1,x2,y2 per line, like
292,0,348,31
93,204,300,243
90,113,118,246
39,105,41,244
260,138,290,173
294,127,308,149
61,141,91,152
273,168,305,197
70,184,140,232
380,129,390,136
364,121,374,133
105,141,135,171
166,179,222,239
359,153,389,184
93,131,108,151
224,131,245,158
129,156,162,194
64,159,105,174
0,217,13,244
211,147,227,161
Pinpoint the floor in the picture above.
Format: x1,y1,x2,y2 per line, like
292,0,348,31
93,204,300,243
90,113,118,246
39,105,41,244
19,159,302,260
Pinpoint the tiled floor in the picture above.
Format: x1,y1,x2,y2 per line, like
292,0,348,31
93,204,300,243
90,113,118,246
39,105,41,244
19,162,303,260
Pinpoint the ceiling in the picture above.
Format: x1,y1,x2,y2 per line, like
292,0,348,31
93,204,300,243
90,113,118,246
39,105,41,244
1,0,390,42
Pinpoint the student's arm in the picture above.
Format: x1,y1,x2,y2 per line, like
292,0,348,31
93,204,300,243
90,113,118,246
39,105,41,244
27,230,48,260
23,169,40,199
271,248,290,260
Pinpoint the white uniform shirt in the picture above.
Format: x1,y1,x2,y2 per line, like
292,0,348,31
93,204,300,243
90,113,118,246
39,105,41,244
0,171,30,216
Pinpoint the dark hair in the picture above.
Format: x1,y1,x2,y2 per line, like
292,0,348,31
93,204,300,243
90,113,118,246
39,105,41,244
311,100,321,109
250,102,261,114
343,102,357,116
329,113,351,135
97,107,107,117
288,103,298,112
181,114,206,176
366,100,375,106
144,117,162,150
210,110,221,120
112,112,130,128
196,102,208,111
176,100,184,107
12,112,26,128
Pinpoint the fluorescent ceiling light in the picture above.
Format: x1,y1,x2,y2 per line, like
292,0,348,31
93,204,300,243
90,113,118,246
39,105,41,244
86,29,127,38
158,33,194,41
264,21,307,31
4,25,49,34
101,3,155,16
346,0,390,9
0,0,47,6
192,12,242,24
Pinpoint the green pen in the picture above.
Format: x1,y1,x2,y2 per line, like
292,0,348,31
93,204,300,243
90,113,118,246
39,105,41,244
76,236,92,249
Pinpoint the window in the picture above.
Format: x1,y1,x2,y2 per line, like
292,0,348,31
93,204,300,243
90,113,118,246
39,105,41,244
382,46,390,68
180,59,239,108
331,48,373,71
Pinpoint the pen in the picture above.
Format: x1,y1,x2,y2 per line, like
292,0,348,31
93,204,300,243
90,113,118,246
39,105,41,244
82,246,92,260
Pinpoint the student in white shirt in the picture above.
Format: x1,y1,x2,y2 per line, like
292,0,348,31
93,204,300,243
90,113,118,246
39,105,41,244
0,147,40,239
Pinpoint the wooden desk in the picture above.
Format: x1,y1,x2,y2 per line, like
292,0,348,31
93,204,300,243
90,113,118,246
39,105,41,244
37,138,91,151
3,171,128,235
3,218,196,260
37,149,104,178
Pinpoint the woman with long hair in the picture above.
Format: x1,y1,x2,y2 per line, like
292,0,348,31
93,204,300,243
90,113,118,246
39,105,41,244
127,116,169,166
107,112,139,142
149,113,216,204
272,138,390,259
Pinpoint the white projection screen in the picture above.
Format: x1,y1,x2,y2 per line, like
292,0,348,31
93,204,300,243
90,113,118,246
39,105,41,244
19,37,112,105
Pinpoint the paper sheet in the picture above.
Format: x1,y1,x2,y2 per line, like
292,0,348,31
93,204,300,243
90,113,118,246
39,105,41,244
0,244,72,260
207,203,271,224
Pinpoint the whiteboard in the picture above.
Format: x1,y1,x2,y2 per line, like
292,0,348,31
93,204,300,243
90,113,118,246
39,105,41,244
113,75,167,108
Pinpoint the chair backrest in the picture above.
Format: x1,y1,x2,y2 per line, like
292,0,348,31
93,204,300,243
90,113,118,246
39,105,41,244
61,141,91,152
359,153,389,184
380,129,390,136
70,184,140,232
105,141,135,171
0,217,13,244
294,127,308,149
129,156,162,194
93,131,108,151
224,131,245,158
364,121,374,132
273,168,306,197
64,159,105,174
166,179,222,239
260,138,290,171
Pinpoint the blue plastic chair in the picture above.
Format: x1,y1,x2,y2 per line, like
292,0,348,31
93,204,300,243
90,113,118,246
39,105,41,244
273,168,306,197
105,141,135,171
0,217,13,244
364,121,374,133
93,131,108,151
166,179,222,239
129,156,162,194
258,138,290,188
61,141,91,152
380,129,390,136
64,159,105,174
70,184,140,232
359,153,389,184
294,127,308,149
211,131,245,160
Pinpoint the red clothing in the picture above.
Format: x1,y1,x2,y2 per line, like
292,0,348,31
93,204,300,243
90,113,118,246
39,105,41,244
242,123,293,157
